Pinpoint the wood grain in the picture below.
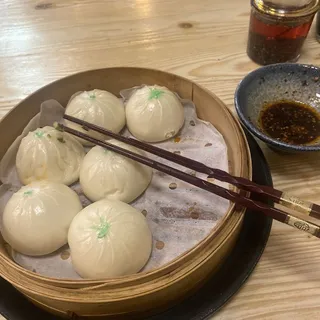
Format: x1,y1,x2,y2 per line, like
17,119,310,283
0,0,320,319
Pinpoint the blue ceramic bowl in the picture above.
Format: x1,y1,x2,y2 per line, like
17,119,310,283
235,63,320,153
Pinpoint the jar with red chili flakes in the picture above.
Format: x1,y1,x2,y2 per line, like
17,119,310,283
247,0,320,65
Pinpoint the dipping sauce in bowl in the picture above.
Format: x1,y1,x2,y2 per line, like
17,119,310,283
234,63,320,153
259,100,320,145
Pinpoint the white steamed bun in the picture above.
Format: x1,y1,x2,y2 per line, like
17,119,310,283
125,85,184,142
68,199,152,279
80,139,152,203
16,126,85,185
65,89,125,146
2,180,82,256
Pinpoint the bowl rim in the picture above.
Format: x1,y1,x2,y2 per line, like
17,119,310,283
234,63,320,152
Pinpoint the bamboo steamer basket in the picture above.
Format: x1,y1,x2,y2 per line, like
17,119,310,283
0,67,252,319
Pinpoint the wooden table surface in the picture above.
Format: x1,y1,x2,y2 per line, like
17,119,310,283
0,0,320,319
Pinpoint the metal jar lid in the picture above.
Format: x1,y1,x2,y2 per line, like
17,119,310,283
252,0,320,18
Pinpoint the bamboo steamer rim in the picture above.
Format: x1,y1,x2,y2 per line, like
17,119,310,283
0,67,252,288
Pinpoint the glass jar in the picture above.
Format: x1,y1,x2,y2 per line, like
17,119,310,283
247,0,320,65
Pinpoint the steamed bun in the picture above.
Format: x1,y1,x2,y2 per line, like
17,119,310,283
2,181,82,256
65,89,126,146
125,85,184,142
68,199,152,279
16,126,85,185
80,139,152,203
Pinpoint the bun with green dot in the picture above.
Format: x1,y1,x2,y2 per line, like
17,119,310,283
2,180,82,256
68,199,152,279
65,89,126,146
125,85,185,142
16,126,85,185
79,139,152,203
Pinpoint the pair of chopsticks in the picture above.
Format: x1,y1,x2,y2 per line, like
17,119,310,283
56,114,320,239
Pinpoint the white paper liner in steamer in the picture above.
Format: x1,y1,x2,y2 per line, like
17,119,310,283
0,88,229,279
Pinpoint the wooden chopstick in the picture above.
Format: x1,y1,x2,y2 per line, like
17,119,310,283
63,114,320,220
55,121,320,239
